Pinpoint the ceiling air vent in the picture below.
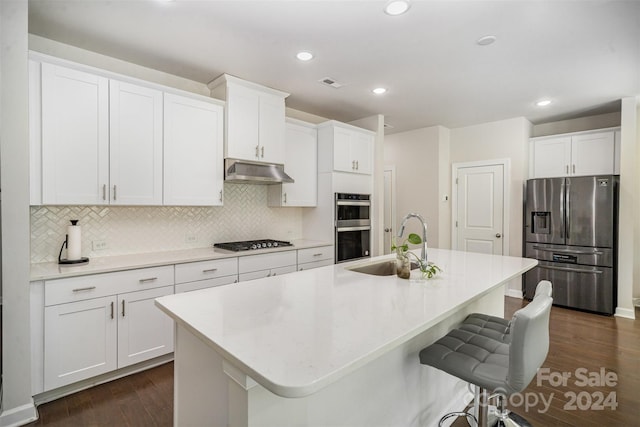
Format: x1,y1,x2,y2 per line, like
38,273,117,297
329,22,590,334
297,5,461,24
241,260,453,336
319,77,343,89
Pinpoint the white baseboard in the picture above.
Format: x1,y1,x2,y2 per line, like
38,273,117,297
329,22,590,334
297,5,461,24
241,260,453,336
614,307,636,319
504,288,523,299
0,400,38,427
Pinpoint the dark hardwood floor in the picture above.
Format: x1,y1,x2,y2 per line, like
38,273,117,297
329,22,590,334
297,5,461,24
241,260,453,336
28,298,639,426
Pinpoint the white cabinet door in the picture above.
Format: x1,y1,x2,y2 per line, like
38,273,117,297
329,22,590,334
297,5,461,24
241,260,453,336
351,131,373,174
226,83,260,161
44,296,117,390
332,127,354,173
531,136,572,178
164,93,224,206
117,286,174,368
268,120,317,207
41,62,109,205
258,93,286,164
109,80,163,205
571,131,615,176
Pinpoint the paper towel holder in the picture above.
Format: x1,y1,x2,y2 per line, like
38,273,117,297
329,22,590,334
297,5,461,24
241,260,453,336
58,220,89,265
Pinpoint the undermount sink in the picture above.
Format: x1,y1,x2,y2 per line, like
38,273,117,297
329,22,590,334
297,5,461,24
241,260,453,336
348,259,419,276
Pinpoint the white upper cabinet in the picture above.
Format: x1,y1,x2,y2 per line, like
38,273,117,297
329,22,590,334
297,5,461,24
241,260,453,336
40,62,110,205
209,74,288,164
529,129,618,179
164,93,224,206
268,119,318,207
109,80,163,205
317,120,375,175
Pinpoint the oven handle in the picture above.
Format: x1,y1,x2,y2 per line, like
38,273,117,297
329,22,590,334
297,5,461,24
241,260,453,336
336,200,371,206
538,264,603,274
532,246,604,255
336,226,371,232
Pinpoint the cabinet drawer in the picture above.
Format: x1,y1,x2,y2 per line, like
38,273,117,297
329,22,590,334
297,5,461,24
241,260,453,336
45,265,174,306
298,259,334,271
238,251,297,274
239,265,297,282
297,246,333,264
175,258,238,284
175,276,238,293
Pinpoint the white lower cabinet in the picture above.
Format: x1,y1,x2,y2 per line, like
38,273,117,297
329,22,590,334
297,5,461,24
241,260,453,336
297,245,334,271
238,251,297,282
42,266,174,391
175,258,239,293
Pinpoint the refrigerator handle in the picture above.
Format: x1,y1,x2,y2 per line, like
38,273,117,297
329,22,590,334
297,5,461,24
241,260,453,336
560,180,566,240
566,180,571,239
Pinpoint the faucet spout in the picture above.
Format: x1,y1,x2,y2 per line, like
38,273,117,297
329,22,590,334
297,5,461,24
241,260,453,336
397,213,428,266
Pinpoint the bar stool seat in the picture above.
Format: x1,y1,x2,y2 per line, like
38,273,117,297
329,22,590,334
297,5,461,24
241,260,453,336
419,281,553,426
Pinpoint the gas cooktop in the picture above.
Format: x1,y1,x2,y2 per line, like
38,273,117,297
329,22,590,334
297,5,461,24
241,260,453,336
213,239,293,252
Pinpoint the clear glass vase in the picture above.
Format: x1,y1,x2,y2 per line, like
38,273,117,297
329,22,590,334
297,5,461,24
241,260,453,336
396,253,411,279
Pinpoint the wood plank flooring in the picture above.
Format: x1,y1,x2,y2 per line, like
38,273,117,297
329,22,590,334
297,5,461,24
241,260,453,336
27,298,639,426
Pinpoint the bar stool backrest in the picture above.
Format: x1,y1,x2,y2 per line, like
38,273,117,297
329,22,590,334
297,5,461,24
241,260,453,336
505,280,553,394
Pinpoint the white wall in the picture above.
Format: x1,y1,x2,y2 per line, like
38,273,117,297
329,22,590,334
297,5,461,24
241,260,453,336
450,117,532,258
617,96,640,318
532,111,621,137
384,126,442,249
1,1,38,425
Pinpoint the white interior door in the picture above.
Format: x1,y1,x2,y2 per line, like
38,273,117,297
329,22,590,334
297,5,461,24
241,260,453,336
383,168,395,254
454,163,505,255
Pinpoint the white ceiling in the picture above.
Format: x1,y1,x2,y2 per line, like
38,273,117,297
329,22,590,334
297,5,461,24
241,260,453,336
28,0,640,134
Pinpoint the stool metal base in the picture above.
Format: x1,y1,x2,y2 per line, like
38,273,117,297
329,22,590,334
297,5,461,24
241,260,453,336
492,411,533,427
438,411,477,427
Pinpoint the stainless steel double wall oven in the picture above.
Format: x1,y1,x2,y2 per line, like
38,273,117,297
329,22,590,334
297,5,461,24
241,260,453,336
335,193,371,263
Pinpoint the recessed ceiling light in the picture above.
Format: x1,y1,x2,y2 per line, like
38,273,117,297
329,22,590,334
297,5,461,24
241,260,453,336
384,0,411,16
296,51,314,61
476,35,497,46
372,87,387,95
536,99,552,107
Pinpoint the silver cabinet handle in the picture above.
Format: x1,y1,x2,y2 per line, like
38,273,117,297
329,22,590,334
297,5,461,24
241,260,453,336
102,184,107,201
261,146,264,158
202,268,218,273
566,165,569,174
72,286,96,292
299,267,304,271
219,190,223,202
272,272,277,276
139,277,158,283
110,301,114,319
496,233,502,238
538,264,603,274
283,193,287,204
121,300,125,317
352,160,356,170
356,160,359,170
531,245,604,255
572,164,576,174
313,253,323,257
255,145,260,158
113,185,117,201
234,279,238,283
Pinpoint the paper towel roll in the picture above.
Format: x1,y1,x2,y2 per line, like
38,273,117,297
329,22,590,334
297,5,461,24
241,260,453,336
67,221,82,261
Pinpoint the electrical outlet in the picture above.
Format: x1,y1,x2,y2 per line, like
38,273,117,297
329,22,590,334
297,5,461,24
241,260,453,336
92,240,108,250
185,234,198,244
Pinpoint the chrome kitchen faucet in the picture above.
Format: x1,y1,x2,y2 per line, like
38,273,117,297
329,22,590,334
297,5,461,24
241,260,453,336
397,213,428,267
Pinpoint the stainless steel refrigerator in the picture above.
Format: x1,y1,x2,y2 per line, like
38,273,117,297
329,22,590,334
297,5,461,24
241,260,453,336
524,175,618,315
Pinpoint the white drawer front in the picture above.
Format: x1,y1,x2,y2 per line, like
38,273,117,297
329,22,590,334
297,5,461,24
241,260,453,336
45,265,174,306
175,258,238,284
297,245,333,264
298,259,334,271
175,276,238,293
238,251,297,274
239,265,297,282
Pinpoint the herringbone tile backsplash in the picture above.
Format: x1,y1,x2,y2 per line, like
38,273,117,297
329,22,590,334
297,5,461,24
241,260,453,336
31,184,303,263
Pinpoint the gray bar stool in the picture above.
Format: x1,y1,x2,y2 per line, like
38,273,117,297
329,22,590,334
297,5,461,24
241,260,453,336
419,280,553,427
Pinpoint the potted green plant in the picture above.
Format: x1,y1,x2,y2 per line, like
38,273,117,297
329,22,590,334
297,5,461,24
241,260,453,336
391,233,441,279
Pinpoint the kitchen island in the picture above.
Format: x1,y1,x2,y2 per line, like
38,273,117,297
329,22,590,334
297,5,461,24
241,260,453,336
155,248,536,427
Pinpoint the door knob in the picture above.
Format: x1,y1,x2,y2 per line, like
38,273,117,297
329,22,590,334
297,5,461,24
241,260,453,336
496,233,502,238
384,228,392,232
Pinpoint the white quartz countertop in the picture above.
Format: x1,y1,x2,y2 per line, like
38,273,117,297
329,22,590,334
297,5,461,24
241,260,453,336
30,239,331,281
155,248,537,398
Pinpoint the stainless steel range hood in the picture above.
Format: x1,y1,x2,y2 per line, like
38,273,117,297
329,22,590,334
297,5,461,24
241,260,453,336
224,158,294,184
